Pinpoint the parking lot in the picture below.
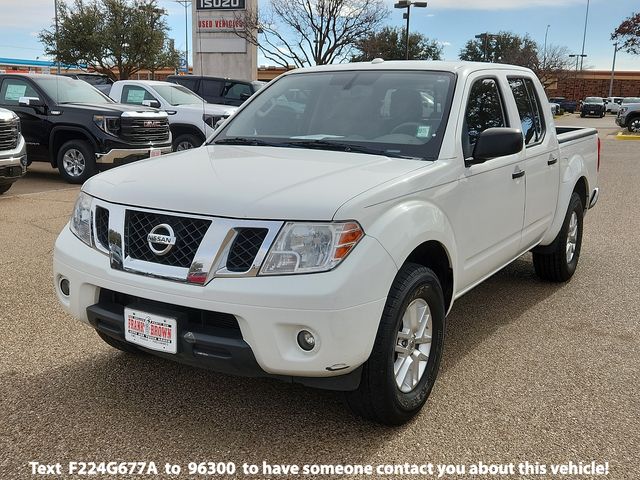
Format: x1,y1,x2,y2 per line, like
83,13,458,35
1,113,638,478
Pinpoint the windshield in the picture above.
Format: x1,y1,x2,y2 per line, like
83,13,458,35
213,70,456,160
585,97,603,103
35,76,114,104
623,97,640,104
152,84,204,105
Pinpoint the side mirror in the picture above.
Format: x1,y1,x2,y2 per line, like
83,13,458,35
466,128,523,166
18,96,45,108
142,99,161,108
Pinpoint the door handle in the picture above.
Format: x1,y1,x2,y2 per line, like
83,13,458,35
548,156,558,166
512,169,525,179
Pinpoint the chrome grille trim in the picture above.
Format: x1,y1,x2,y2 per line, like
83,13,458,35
90,198,283,285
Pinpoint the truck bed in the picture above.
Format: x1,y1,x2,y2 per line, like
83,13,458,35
556,126,598,144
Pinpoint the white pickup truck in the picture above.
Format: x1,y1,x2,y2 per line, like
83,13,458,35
0,107,27,194
109,80,236,151
54,61,599,425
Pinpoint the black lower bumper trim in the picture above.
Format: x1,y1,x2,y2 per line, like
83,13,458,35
86,300,362,391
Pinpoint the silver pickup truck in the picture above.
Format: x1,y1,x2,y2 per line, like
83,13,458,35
0,108,27,195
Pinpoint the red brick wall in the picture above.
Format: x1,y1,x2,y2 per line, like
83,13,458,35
546,72,640,100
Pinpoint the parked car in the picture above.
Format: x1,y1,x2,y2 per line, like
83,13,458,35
604,97,623,114
0,74,171,183
166,75,265,106
61,72,114,95
549,102,561,116
54,61,599,425
549,96,577,114
0,107,27,194
109,80,237,151
580,97,606,118
616,97,640,132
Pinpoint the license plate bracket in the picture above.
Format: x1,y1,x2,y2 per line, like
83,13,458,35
150,149,162,158
124,305,180,354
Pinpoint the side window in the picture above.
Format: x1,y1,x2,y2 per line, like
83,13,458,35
121,85,155,105
177,78,198,92
463,78,506,158
508,77,545,146
0,79,39,106
200,79,223,99
224,82,252,101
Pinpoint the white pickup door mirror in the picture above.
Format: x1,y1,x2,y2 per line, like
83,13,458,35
142,99,161,108
18,96,45,108
467,128,524,166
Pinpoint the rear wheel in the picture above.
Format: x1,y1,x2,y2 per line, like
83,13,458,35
532,192,584,282
96,331,144,354
173,133,202,152
57,139,96,184
345,263,445,425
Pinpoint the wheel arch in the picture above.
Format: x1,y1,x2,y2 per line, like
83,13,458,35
49,127,97,167
404,240,454,313
170,123,206,143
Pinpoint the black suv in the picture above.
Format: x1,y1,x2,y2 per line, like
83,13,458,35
0,74,172,183
166,75,265,106
580,96,606,118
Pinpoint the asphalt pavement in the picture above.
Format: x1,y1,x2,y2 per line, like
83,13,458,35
0,114,638,479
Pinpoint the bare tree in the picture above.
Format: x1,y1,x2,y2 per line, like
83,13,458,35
531,44,574,90
233,0,389,68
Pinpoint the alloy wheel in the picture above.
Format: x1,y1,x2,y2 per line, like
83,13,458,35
566,211,578,264
62,149,86,178
394,298,432,393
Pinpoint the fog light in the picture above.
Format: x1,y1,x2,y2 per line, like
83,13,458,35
59,277,70,297
297,330,316,351
20,156,28,167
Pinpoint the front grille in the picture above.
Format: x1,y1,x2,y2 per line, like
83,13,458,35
94,206,109,250
0,118,19,151
226,228,268,272
99,288,242,338
120,117,170,144
124,210,211,268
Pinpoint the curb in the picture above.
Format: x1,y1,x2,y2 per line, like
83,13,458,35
614,132,640,141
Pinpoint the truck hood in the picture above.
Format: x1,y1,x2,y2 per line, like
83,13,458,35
180,103,237,117
84,145,426,220
59,102,161,115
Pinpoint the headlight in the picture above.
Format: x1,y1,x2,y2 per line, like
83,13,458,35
619,107,628,115
11,112,20,134
260,222,364,275
69,192,93,246
93,115,120,136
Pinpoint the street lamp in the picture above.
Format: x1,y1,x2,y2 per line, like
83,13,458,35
394,0,428,60
543,24,550,70
54,0,61,74
579,0,590,71
176,0,192,73
609,42,620,98
569,53,587,101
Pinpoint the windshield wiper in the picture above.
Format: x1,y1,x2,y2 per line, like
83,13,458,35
284,139,422,160
213,137,282,147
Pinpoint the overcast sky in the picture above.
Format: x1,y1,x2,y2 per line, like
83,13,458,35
0,0,637,71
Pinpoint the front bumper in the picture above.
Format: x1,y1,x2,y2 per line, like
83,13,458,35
0,136,27,185
96,145,173,165
53,226,397,388
615,115,627,127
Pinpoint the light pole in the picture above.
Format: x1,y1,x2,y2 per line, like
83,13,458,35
543,24,550,70
579,0,589,71
569,53,587,101
54,0,61,74
609,42,619,98
394,0,428,60
176,0,192,73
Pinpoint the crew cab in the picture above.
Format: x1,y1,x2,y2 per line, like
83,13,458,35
53,61,599,425
580,96,606,118
0,74,172,183
0,107,27,195
109,80,237,151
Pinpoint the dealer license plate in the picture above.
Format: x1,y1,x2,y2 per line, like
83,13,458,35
149,149,162,158
124,308,177,354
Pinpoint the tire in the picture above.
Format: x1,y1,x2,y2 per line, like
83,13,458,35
628,117,640,133
173,133,202,152
580,113,585,118
96,331,144,354
532,192,584,282
345,263,445,425
0,184,12,195
57,139,97,184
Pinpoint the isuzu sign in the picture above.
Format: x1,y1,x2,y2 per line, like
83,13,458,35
196,0,246,10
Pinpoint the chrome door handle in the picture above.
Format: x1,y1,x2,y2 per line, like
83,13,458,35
548,156,558,166
512,169,525,179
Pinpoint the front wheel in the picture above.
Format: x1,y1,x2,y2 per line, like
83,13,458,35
532,192,584,282
57,139,97,184
628,117,640,133
173,133,203,152
345,263,445,425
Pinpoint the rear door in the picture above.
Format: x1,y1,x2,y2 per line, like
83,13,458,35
507,76,559,248
455,74,526,289
0,77,50,160
198,79,224,104
222,81,252,106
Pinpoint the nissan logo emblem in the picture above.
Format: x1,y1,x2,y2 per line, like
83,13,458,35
147,224,176,256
